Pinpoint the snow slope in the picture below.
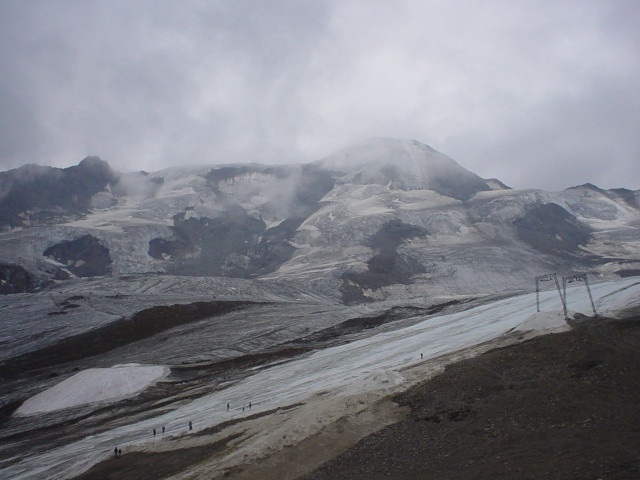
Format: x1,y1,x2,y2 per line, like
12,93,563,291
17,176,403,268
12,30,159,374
316,138,493,199
15,365,168,416
0,138,638,303
3,277,638,479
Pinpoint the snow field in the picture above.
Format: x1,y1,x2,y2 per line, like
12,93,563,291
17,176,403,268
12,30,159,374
3,278,639,479
15,365,168,416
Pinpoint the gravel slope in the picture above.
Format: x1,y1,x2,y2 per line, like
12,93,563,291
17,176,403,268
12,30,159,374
303,314,640,480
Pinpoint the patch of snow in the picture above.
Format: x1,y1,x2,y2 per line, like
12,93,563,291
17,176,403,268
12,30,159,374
14,364,168,416
484,178,511,190
513,311,569,334
397,189,460,210
590,280,640,316
345,196,394,217
338,369,404,397
471,188,544,202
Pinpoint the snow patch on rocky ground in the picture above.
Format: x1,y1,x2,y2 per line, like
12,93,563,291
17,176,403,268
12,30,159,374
15,364,168,416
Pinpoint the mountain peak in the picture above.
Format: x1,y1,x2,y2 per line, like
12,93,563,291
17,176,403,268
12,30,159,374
317,137,492,201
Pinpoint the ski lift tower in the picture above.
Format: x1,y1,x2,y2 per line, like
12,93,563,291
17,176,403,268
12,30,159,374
535,273,566,317
562,273,597,318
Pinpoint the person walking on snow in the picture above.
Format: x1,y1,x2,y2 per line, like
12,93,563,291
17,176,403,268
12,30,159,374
189,421,192,431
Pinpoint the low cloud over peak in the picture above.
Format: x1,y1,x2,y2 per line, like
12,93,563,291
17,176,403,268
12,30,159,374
0,1,638,192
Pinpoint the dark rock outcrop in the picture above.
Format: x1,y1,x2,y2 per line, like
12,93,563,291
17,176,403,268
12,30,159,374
610,188,639,209
0,264,33,294
43,235,112,277
513,203,592,256
341,220,428,303
0,157,117,228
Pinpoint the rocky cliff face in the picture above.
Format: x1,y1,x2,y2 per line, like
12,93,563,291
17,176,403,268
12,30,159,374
0,157,117,228
0,138,638,303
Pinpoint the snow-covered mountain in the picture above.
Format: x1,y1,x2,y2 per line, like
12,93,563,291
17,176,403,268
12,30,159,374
0,138,638,303
317,137,497,199
1,138,640,479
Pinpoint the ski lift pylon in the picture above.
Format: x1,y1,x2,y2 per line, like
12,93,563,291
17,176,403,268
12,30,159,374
535,273,566,316
562,273,597,317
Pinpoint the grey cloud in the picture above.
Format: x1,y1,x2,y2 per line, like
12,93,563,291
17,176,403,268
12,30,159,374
444,73,640,191
0,0,638,192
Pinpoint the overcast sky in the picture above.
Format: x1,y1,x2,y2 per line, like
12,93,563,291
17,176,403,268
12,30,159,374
1,0,638,190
